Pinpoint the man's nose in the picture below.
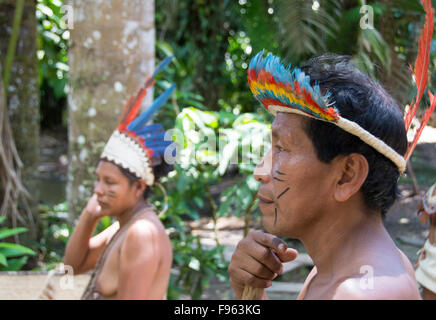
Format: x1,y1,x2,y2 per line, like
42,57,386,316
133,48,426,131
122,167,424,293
254,149,272,183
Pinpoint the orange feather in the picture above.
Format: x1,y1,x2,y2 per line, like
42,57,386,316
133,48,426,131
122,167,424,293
404,0,434,132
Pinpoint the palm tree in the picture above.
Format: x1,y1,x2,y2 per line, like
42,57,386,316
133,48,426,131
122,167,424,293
259,0,426,105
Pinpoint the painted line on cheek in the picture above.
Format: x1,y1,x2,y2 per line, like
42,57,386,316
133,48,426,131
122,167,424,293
275,170,286,175
274,207,277,225
277,187,290,199
273,176,286,182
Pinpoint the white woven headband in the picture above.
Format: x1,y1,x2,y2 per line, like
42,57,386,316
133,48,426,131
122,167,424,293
101,130,154,186
268,105,406,173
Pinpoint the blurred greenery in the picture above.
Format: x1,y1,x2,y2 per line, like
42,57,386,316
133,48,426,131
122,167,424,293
0,216,37,271
36,0,69,129
32,202,71,270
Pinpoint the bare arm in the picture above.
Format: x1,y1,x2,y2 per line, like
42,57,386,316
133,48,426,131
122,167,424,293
64,194,119,274
117,220,159,299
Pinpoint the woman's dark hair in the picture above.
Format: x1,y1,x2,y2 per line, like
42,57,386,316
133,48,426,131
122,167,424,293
300,54,407,216
99,158,173,199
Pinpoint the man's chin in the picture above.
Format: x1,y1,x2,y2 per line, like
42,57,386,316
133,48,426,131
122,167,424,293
262,216,281,235
262,216,297,238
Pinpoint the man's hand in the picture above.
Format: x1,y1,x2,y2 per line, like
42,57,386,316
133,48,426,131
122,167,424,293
228,230,298,299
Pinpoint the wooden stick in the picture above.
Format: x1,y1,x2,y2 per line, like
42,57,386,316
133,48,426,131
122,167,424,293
241,286,264,300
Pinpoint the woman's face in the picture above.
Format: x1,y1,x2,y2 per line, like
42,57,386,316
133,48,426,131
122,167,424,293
93,161,140,217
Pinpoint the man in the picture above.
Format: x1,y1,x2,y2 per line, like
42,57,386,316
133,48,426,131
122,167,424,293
64,58,176,299
416,182,436,300
228,52,421,299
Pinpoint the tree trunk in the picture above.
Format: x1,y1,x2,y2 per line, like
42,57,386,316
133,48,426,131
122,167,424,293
67,0,155,221
0,0,40,235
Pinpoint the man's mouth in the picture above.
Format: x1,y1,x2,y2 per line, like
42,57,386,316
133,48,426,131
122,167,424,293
257,193,274,204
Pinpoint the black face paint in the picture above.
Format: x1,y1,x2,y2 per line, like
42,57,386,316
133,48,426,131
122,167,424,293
273,176,286,182
273,169,289,225
107,190,116,198
277,187,290,199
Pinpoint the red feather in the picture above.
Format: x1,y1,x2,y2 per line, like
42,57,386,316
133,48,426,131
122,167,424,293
405,91,436,161
117,79,155,131
404,0,436,162
404,0,434,132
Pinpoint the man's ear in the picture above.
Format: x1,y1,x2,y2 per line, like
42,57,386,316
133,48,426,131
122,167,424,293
333,153,369,202
134,179,147,198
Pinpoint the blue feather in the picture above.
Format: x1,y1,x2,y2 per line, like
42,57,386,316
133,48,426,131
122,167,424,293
128,84,176,132
152,57,173,78
141,132,166,142
146,141,172,149
150,146,173,158
136,124,164,136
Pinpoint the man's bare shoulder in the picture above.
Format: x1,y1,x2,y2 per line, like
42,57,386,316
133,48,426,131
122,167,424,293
333,272,421,300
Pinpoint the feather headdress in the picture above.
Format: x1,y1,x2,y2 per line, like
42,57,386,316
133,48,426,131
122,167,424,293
404,0,436,162
101,57,175,185
248,51,406,173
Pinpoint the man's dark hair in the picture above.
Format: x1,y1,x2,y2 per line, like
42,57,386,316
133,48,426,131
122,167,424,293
99,158,173,199
300,54,407,216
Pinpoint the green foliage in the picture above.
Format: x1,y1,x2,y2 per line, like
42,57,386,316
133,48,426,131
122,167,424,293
36,0,69,99
36,0,69,128
156,0,251,110
33,202,71,269
0,216,37,271
152,104,271,298
168,234,227,300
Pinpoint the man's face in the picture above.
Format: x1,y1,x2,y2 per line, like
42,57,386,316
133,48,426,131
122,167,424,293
254,112,335,238
94,161,138,217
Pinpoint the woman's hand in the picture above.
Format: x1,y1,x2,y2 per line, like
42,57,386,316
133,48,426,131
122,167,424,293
228,230,298,299
83,194,105,220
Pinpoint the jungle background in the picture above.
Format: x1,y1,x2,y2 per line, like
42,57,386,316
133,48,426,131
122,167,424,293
0,0,436,300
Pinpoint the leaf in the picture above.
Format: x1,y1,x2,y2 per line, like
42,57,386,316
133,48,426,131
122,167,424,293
361,29,391,72
0,247,28,258
0,216,5,225
274,0,340,59
0,227,28,240
0,252,7,267
393,0,425,13
0,256,28,271
0,243,36,256
188,257,200,271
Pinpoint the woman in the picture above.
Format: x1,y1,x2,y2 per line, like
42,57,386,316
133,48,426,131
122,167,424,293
64,58,176,299
64,159,173,300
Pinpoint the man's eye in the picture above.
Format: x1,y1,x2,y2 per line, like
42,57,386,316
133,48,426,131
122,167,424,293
276,145,283,152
